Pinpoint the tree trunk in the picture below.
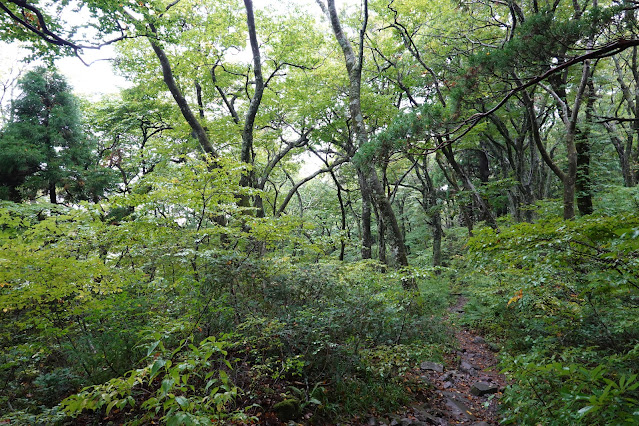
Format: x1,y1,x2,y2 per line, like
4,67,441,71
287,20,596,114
374,204,387,265
320,0,411,276
575,136,593,215
329,170,347,261
364,163,410,269
563,132,578,220
358,169,373,259
419,158,443,270
432,210,442,270
575,79,596,215
239,0,265,215
612,53,639,187
477,149,490,183
436,154,474,235
441,143,499,230
546,41,593,219
148,32,217,157
605,122,636,187
49,181,56,204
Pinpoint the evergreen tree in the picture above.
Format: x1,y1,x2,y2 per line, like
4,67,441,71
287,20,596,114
0,66,110,203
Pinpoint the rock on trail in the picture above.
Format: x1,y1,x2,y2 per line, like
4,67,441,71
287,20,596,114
362,295,506,425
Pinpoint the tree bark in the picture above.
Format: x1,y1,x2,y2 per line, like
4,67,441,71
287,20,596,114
240,0,265,214
373,203,387,265
329,169,347,261
441,143,499,230
358,169,373,259
545,38,593,219
415,156,443,270
147,31,217,157
49,180,56,204
576,79,595,215
436,154,474,235
319,0,411,275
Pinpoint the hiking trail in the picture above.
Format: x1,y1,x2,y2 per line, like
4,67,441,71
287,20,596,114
362,295,507,426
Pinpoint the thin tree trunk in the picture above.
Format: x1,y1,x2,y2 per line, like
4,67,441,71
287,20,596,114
563,132,578,219
436,155,474,235
545,39,593,219
358,169,373,259
49,181,56,204
441,143,499,230
604,122,635,187
329,170,347,261
319,0,412,276
373,204,387,265
147,32,217,157
418,157,443,270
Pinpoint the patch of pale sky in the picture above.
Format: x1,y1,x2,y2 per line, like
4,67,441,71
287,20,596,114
57,47,130,99
2,0,339,101
0,40,129,100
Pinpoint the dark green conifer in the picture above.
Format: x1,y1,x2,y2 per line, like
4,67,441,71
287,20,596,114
0,66,113,203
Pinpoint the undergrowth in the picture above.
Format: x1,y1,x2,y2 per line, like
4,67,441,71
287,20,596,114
460,210,639,424
1,218,450,426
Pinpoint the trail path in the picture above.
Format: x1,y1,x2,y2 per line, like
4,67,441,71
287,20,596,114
365,295,506,426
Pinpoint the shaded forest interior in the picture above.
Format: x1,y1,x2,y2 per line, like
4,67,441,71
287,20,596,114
1,0,638,424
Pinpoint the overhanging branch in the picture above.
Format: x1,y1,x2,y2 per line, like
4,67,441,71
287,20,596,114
435,38,639,150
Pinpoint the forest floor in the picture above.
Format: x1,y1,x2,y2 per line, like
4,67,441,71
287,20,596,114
359,295,507,426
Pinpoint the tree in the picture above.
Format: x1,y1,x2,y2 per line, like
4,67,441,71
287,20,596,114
86,88,175,194
316,0,412,274
0,66,111,203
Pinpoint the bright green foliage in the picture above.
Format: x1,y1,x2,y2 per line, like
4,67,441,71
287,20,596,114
0,201,151,410
85,87,176,192
61,336,245,425
500,352,639,424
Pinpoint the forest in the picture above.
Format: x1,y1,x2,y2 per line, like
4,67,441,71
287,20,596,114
0,0,638,424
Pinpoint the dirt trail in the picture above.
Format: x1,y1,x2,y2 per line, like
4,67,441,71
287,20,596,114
429,295,506,425
364,295,507,426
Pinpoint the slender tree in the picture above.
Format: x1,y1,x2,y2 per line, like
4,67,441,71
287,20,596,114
316,0,412,274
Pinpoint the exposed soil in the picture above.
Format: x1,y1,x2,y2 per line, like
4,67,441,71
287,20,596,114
360,295,507,426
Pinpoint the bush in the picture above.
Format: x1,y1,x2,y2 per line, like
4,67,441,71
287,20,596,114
463,214,639,423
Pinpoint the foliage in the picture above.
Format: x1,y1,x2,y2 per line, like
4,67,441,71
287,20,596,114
227,260,448,418
0,170,448,423
463,212,639,423
0,67,117,202
2,0,639,423
499,348,639,425
61,336,246,425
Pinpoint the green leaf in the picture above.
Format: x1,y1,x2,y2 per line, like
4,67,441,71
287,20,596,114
175,395,188,409
106,399,118,415
160,378,175,396
146,341,160,357
150,359,167,380
578,405,596,416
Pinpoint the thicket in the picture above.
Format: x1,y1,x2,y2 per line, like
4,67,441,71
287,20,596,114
461,189,639,424
0,158,450,424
